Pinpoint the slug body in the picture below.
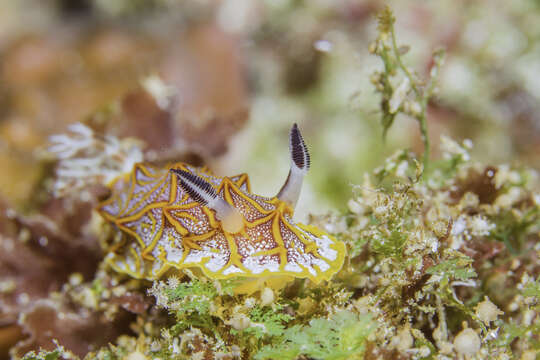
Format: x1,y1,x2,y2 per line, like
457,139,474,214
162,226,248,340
98,125,346,284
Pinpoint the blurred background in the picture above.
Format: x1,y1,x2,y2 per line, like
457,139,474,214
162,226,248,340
1,0,540,219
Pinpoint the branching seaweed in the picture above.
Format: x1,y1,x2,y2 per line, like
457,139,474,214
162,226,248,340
370,6,445,173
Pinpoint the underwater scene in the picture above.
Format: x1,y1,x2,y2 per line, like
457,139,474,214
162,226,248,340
1,1,540,359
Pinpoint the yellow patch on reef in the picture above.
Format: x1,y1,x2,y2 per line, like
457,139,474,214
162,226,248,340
98,162,346,287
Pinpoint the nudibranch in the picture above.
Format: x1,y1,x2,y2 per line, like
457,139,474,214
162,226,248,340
98,124,346,286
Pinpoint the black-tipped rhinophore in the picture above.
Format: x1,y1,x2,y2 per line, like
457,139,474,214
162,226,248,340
290,123,310,171
277,123,311,210
170,169,216,206
171,168,245,233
